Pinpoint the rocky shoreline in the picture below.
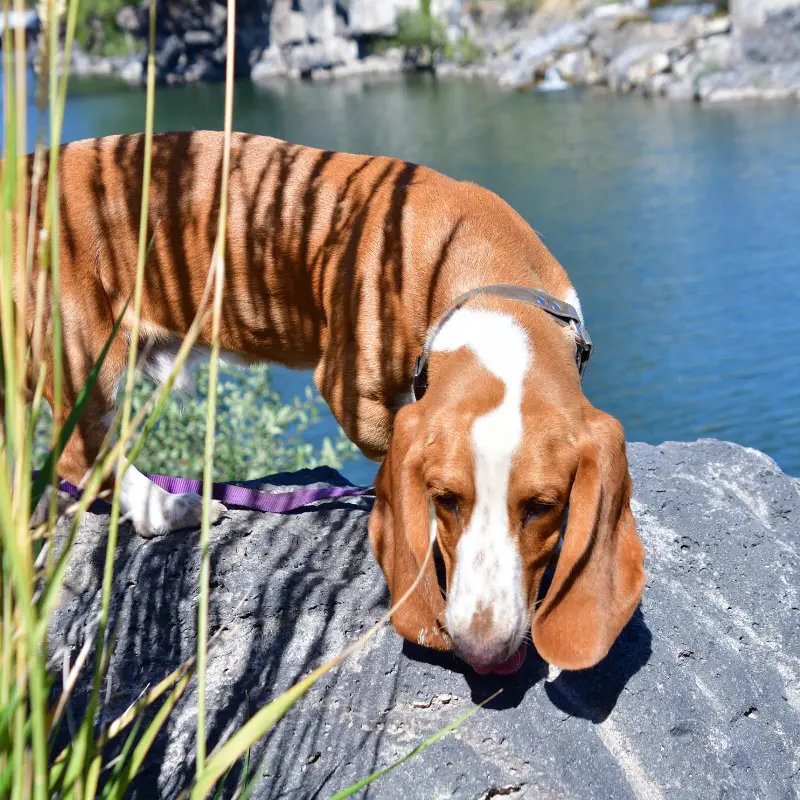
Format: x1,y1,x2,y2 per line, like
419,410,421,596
59,0,800,103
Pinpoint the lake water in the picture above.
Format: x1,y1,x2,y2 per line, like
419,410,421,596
19,73,800,480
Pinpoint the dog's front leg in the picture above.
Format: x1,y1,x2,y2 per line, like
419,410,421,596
118,464,227,539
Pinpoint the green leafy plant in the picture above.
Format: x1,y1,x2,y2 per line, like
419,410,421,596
132,363,359,479
75,0,141,57
381,0,448,68
446,33,486,66
33,363,359,481
392,9,448,51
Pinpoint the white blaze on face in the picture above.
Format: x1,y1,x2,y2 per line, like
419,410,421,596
432,309,531,654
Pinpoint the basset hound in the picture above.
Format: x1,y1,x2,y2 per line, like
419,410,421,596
14,130,646,673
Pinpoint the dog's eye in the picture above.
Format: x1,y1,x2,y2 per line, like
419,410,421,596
523,500,552,525
433,493,459,514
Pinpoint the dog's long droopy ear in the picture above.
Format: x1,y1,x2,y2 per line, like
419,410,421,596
368,406,451,651
532,405,646,670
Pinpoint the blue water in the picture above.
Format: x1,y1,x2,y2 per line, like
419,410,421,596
12,73,800,480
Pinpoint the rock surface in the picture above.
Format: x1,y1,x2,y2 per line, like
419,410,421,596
58,0,800,101
49,440,799,798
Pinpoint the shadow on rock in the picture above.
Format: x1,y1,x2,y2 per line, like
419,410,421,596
401,639,550,710
543,606,653,723
47,471,391,800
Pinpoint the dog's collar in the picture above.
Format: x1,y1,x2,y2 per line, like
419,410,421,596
412,284,593,401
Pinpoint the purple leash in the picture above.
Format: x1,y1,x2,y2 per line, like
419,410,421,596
33,470,374,514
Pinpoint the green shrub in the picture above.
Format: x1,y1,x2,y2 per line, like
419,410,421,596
76,0,141,57
446,33,486,66
34,363,359,482
391,8,448,52
500,0,539,12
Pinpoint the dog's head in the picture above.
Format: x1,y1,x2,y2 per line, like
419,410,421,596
368,300,646,672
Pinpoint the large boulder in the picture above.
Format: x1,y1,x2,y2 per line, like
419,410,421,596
285,36,359,73
553,47,604,84
697,59,800,99
731,0,800,30
130,0,267,83
49,441,799,798
270,0,309,47
343,0,419,37
497,22,588,89
740,4,800,63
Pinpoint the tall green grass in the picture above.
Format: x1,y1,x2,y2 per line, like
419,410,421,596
0,1,492,796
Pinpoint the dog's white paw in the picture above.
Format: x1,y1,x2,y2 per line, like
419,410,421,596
121,465,227,538
166,492,227,533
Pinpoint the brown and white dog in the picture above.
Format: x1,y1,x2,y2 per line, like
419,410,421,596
15,130,645,673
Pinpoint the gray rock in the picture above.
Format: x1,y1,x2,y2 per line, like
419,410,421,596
642,70,673,96
183,29,217,47
155,33,184,72
330,52,404,78
581,2,650,35
741,5,800,63
251,46,289,83
300,0,337,42
731,0,799,31
590,20,684,63
672,51,699,78
607,43,672,90
69,50,117,77
695,33,736,71
650,3,717,24
553,47,604,84
49,441,800,798
119,57,144,85
687,13,732,38
664,77,698,100
698,60,800,100
270,0,308,47
285,37,359,74
115,5,141,34
498,23,588,89
208,2,228,34
346,0,418,38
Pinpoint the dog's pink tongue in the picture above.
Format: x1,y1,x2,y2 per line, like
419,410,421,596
472,641,528,676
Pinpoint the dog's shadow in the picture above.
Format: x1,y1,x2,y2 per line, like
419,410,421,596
402,606,651,718
402,639,550,710
402,537,653,718
542,606,652,722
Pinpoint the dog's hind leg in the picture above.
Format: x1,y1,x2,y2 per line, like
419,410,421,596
49,293,226,538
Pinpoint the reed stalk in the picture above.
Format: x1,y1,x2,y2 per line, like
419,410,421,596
196,0,237,777
60,0,157,790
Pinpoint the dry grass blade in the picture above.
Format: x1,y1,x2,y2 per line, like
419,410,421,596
48,637,93,737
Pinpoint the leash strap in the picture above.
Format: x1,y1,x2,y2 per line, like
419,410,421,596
413,284,593,401
33,470,374,513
